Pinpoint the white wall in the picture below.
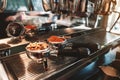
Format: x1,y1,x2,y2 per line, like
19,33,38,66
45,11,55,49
107,0,120,31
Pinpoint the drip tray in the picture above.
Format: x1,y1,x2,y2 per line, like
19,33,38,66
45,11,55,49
1,52,78,80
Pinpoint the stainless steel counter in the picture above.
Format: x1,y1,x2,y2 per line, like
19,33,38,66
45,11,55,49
1,28,120,80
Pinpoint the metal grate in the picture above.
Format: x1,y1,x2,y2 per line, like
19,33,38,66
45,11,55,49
2,52,77,80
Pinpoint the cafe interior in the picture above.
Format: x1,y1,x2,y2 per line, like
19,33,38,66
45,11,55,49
0,0,120,80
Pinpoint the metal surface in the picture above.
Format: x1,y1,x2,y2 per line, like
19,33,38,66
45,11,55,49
6,22,25,37
49,0,88,17
94,0,116,15
1,29,120,80
6,22,25,44
2,52,77,80
42,0,51,11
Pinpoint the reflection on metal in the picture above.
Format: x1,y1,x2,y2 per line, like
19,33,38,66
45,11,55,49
50,0,59,13
94,15,100,28
6,22,25,37
42,0,51,11
0,0,7,13
49,0,89,26
49,0,88,17
75,0,88,13
94,0,117,15
6,22,25,44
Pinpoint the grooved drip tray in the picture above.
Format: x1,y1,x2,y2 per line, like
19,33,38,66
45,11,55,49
1,52,78,80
